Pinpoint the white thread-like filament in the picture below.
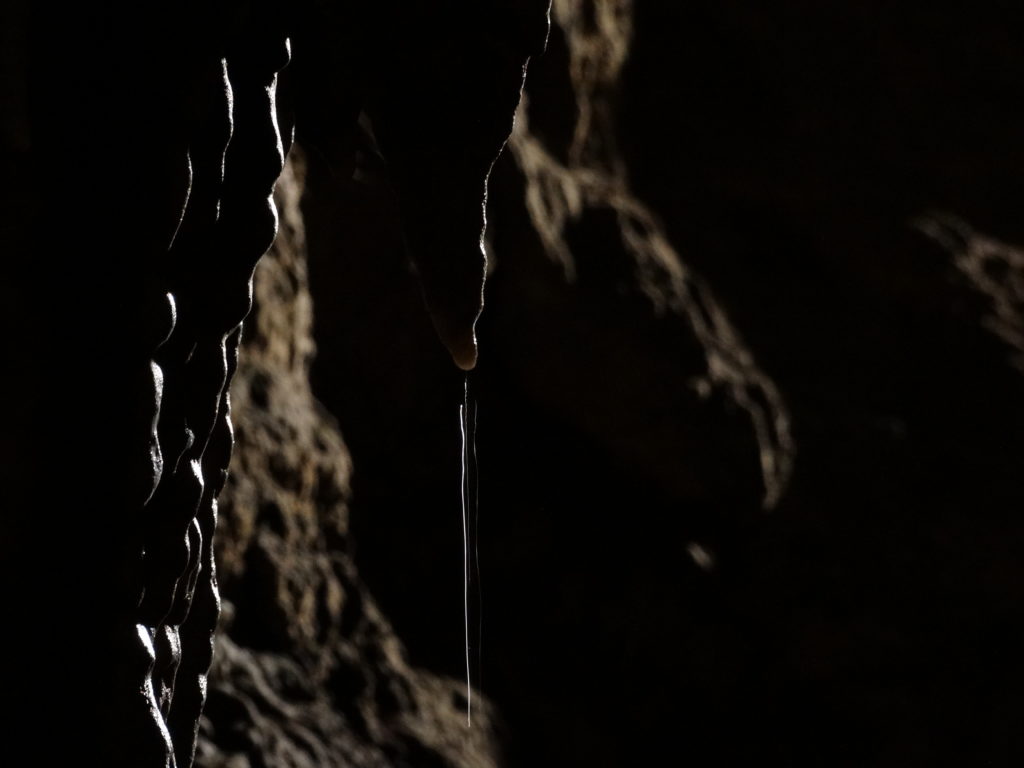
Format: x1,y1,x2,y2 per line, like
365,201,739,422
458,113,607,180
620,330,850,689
459,387,472,727
472,399,482,697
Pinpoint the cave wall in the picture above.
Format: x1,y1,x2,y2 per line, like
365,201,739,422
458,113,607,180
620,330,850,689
2,4,291,762
5,1,1024,766
0,2,546,764
196,154,501,768
303,1,1024,766
613,3,1024,763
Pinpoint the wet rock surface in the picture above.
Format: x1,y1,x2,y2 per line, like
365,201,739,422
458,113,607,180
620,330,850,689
0,2,541,765
198,157,499,768
305,1,1024,766
3,4,292,763
5,1,1024,766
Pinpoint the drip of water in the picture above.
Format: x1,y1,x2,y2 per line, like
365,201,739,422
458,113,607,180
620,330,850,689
471,398,482,702
458,374,483,728
458,376,473,727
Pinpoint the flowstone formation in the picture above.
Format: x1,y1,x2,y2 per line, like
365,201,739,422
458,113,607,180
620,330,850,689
1,2,548,765
10,1,1024,765
4,4,292,763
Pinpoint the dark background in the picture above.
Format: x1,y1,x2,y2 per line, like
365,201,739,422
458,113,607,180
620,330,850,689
301,2,1024,765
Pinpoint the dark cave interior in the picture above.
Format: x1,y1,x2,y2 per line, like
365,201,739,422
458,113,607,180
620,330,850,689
2,2,1024,766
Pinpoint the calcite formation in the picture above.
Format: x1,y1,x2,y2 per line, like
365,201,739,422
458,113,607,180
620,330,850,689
10,1,1023,765
0,2,548,764
197,154,502,768
296,2,1024,766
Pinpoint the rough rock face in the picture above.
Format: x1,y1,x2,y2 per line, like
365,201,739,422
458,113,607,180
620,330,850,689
196,156,500,768
7,1,1024,766
0,2,545,765
304,2,794,767
615,3,1024,763
3,5,292,764
916,215,1024,375
303,1,1024,766
497,0,793,511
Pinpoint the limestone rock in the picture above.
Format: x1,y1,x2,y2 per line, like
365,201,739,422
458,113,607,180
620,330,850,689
199,155,500,768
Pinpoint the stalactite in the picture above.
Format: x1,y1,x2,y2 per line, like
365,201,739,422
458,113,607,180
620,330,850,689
1,2,549,764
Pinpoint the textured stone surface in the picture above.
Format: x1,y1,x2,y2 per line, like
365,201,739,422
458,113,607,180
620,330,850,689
197,156,500,768
0,2,544,765
2,5,290,763
615,5,1024,762
303,3,793,767
7,2,1024,766
303,2,1024,766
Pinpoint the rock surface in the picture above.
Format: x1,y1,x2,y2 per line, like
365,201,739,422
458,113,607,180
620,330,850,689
303,1,1024,766
2,5,293,763
6,1,1024,766
198,156,499,768
0,2,543,765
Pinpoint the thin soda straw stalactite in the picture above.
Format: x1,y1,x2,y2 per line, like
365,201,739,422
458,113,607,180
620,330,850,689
471,397,482,704
459,375,472,727
459,373,482,728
